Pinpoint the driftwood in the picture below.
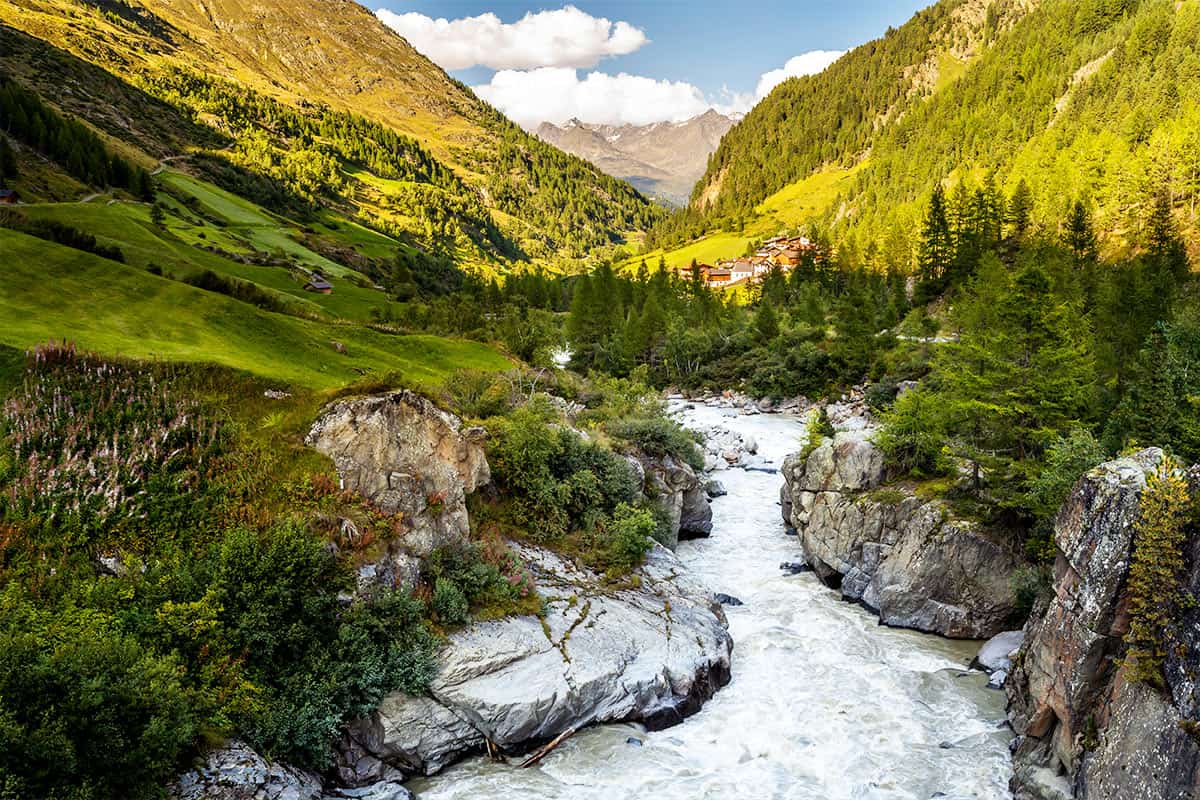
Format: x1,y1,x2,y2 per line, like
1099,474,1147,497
485,737,507,763
519,726,577,768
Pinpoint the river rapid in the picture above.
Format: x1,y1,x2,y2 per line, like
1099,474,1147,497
410,404,1013,800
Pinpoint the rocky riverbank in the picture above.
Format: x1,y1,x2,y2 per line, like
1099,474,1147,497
778,414,1020,639
174,389,732,798
335,543,731,783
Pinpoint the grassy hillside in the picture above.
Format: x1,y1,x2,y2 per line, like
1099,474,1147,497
0,227,511,389
654,0,1200,267
0,0,661,269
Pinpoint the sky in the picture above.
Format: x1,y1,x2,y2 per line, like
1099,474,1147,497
372,1,931,128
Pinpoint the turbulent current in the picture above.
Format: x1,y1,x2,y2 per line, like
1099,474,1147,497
410,405,1013,800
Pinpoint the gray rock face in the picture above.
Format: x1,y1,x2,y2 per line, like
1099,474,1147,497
307,391,490,560
1006,449,1200,800
172,740,413,800
780,430,1019,638
636,453,713,547
340,544,731,778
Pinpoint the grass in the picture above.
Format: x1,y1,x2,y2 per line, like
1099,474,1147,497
621,231,756,273
750,161,867,235
0,228,512,390
19,187,402,323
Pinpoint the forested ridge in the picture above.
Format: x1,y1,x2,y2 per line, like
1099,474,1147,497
656,0,1200,263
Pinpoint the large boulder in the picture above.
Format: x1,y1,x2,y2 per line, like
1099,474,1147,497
307,391,490,559
1006,450,1200,800
636,453,713,547
338,544,731,779
781,430,1020,638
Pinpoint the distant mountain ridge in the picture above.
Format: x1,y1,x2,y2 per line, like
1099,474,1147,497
537,110,738,206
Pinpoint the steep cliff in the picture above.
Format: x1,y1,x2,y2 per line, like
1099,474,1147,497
780,428,1020,638
1006,450,1200,800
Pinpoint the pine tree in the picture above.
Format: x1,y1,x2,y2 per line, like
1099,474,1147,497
918,184,953,284
1007,179,1033,239
1124,459,1192,688
1063,199,1098,266
754,301,780,341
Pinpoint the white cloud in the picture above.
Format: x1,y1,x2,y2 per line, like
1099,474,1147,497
376,5,648,70
472,48,846,129
474,67,714,128
754,50,845,99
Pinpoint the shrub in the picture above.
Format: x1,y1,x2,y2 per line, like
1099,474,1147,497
874,388,949,477
603,504,657,573
486,404,637,541
184,269,288,313
0,588,199,800
214,523,437,768
442,369,511,419
0,208,125,262
799,408,835,461
431,579,470,626
608,416,704,471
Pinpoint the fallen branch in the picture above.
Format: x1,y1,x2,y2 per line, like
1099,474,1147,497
519,726,577,768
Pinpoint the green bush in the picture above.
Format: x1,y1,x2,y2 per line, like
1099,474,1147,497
0,588,199,800
874,388,949,477
486,404,638,541
442,369,511,419
604,504,657,573
431,579,470,626
608,416,704,471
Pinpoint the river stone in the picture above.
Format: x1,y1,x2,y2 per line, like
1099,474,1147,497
975,630,1025,674
307,391,490,558
714,593,744,606
340,544,731,777
638,453,712,547
705,479,728,498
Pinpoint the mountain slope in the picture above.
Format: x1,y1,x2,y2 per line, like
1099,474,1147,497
537,110,738,206
651,0,1200,266
0,0,662,267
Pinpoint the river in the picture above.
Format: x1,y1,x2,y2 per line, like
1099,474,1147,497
410,404,1013,799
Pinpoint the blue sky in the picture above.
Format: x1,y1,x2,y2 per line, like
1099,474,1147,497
373,1,931,126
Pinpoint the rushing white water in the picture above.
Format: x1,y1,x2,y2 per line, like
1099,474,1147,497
410,405,1013,800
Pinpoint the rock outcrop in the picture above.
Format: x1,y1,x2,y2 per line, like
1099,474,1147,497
1006,450,1200,800
337,544,732,779
307,391,490,591
173,740,412,800
780,428,1020,638
634,452,713,547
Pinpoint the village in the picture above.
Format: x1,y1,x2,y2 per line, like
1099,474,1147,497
676,235,822,289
